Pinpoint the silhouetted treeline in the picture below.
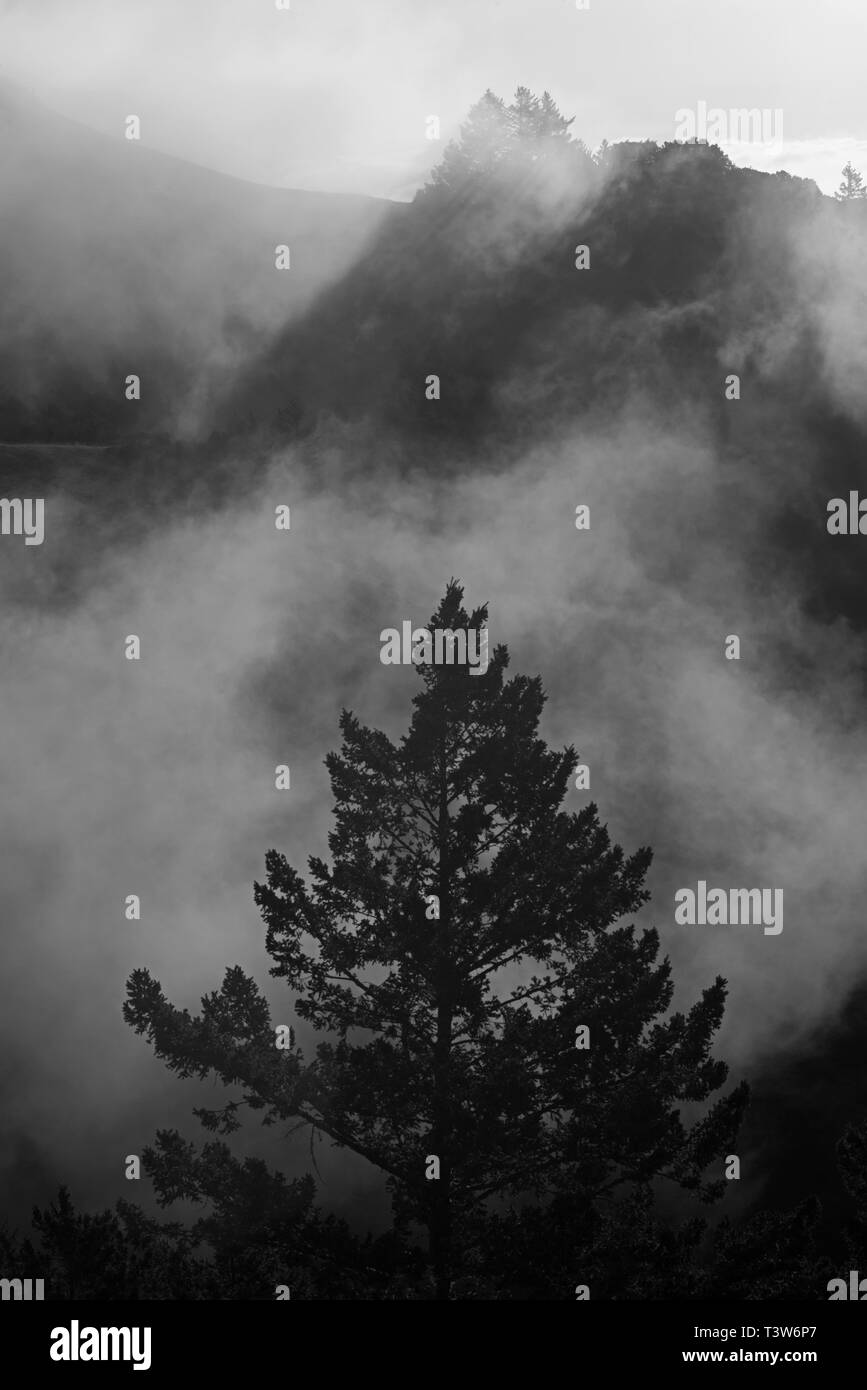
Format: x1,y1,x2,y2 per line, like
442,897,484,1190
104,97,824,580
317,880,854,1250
2,1125,865,1297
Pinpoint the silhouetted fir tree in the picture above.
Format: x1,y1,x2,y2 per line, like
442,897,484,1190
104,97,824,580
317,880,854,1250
705,1199,825,1299
0,1186,205,1299
124,581,748,1299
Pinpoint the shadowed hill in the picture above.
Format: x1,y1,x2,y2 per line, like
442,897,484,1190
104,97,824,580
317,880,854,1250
0,77,399,445
219,138,841,457
215,128,867,649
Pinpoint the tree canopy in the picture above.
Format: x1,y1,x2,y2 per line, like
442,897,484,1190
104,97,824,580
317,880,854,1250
123,581,748,1297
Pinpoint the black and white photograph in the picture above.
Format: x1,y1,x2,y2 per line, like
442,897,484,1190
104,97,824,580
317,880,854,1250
1,0,866,1367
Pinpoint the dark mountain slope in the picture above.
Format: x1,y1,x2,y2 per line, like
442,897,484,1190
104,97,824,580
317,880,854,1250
0,78,399,444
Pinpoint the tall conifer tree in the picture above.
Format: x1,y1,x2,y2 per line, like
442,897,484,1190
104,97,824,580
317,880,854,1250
125,582,747,1298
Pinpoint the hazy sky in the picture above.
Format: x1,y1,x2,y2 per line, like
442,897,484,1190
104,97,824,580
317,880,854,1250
1,0,865,198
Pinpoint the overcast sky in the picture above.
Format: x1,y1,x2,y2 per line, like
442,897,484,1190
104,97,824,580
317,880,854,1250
1,0,865,198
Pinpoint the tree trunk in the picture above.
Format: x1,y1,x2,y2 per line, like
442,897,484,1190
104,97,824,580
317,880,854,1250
430,718,453,1299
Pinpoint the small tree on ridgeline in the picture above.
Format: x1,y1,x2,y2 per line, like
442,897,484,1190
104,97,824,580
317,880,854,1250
124,581,747,1299
835,162,867,201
